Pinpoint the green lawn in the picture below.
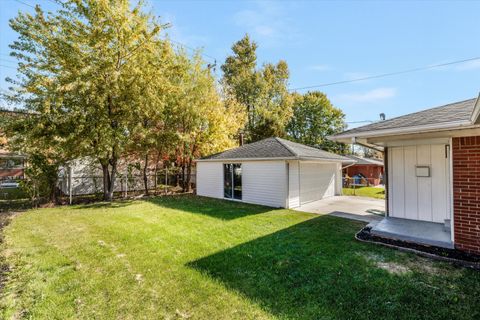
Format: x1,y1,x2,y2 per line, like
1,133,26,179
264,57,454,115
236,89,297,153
1,195,479,319
343,186,386,199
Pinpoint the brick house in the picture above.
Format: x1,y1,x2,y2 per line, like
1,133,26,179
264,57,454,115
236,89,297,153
0,110,25,182
343,155,384,186
330,96,480,255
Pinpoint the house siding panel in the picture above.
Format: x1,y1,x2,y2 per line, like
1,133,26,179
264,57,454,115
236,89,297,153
243,161,287,207
196,162,223,199
287,160,300,208
452,136,480,254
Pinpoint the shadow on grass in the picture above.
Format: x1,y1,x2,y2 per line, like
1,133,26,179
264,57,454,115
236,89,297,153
147,194,273,220
188,215,479,320
71,200,135,210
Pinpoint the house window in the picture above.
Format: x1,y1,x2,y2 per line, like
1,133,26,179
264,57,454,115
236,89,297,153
223,163,242,200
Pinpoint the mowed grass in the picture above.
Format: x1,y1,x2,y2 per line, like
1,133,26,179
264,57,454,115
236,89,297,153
1,195,479,319
343,186,386,199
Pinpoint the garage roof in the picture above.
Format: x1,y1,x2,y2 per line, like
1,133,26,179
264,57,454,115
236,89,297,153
199,137,353,162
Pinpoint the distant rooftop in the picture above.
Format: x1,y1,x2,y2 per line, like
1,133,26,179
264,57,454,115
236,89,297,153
344,155,383,166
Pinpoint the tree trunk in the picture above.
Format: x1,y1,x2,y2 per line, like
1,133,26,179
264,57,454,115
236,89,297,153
101,161,110,201
181,163,186,192
185,160,192,193
107,158,117,201
143,153,149,196
48,177,58,204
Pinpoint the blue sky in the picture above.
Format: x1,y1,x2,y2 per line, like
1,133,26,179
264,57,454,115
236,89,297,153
1,0,480,127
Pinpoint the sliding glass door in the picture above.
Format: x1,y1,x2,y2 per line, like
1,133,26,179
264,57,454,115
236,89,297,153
224,163,242,200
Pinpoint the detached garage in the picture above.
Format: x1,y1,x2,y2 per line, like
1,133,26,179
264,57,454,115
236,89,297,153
196,137,353,208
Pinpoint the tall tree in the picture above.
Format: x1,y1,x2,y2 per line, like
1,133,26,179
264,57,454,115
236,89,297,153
286,91,347,153
221,35,292,142
170,52,245,192
7,0,171,201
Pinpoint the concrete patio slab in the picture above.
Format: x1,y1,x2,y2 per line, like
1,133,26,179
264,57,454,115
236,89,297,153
294,196,385,223
371,217,453,249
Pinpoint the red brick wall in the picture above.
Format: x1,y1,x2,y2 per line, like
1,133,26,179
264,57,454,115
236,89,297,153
344,165,384,186
452,136,480,254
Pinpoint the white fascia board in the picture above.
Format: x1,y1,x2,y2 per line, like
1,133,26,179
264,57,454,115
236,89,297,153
329,120,473,141
469,92,480,124
297,157,355,164
195,157,298,162
196,156,352,163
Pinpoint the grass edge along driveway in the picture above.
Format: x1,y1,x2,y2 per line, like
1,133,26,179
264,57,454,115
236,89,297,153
1,195,479,319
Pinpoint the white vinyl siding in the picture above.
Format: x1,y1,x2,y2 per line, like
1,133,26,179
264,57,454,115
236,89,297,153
287,160,300,208
242,161,287,207
388,144,450,223
299,162,336,205
196,162,223,198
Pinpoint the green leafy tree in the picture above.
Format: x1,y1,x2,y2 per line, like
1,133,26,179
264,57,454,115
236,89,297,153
7,0,170,201
286,91,347,153
169,52,245,192
221,35,292,142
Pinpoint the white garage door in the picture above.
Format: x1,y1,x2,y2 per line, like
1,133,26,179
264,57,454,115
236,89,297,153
299,162,336,205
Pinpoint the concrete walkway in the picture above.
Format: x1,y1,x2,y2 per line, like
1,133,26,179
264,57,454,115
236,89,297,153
371,217,453,248
294,196,385,223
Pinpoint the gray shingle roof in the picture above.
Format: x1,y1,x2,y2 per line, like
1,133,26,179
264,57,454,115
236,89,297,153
336,98,477,137
344,155,383,166
200,137,352,162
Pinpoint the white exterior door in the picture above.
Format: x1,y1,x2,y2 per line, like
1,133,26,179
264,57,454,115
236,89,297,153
388,144,451,223
299,162,336,205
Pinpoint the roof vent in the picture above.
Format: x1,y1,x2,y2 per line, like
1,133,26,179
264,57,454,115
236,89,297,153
379,113,386,121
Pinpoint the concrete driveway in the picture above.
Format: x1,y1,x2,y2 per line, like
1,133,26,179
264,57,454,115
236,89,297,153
294,196,385,223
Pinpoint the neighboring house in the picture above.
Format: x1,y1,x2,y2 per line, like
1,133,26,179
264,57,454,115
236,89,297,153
330,96,480,255
0,110,25,182
0,152,25,181
196,137,353,208
343,155,384,186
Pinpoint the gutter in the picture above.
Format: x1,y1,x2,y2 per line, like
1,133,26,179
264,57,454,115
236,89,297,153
328,119,474,141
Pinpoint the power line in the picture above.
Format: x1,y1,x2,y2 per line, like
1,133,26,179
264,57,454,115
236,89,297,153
11,0,220,67
169,39,218,62
290,56,480,91
13,0,35,9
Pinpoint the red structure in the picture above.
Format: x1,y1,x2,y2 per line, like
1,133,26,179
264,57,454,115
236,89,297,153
343,155,384,186
452,136,480,254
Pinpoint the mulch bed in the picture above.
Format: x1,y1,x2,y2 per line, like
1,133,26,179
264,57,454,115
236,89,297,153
356,226,480,269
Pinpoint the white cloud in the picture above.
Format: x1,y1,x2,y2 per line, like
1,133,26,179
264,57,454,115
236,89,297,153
456,59,480,71
335,88,397,104
232,1,301,46
310,64,330,71
161,12,211,49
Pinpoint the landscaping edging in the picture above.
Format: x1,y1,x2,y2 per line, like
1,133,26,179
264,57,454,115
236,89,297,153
356,227,480,270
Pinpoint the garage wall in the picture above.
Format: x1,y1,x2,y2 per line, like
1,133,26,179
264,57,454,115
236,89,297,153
287,160,300,208
196,162,223,198
335,163,342,195
243,161,287,207
299,162,337,205
388,144,450,223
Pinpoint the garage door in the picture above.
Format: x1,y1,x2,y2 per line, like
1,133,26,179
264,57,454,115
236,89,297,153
299,162,336,205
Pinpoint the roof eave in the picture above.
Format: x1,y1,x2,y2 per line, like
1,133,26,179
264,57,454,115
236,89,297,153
469,92,480,124
196,156,353,163
328,119,474,143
